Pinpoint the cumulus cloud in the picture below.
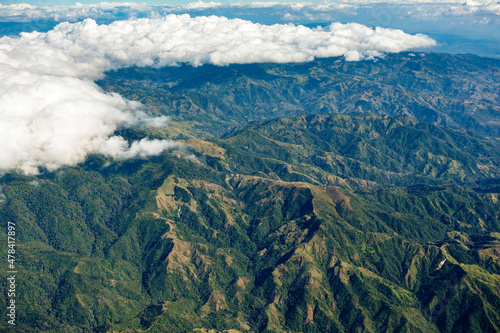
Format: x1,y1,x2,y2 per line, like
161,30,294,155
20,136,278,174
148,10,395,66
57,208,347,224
2,1,499,24
0,2,148,22
0,70,178,175
398,2,500,20
99,137,184,160
0,14,435,175
335,0,498,3
3,15,436,72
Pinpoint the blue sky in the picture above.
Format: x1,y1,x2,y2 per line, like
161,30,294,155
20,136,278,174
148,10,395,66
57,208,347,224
2,0,188,4
1,0,264,4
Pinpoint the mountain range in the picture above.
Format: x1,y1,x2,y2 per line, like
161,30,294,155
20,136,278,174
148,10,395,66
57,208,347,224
1,52,500,332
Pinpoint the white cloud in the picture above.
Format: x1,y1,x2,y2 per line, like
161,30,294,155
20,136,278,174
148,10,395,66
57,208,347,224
0,69,177,175
99,137,184,160
4,15,435,71
400,2,500,20
1,2,499,25
0,2,148,22
337,0,498,3
181,1,224,10
0,14,435,175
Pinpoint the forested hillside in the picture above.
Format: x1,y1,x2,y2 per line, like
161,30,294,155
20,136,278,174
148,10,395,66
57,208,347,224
2,52,500,332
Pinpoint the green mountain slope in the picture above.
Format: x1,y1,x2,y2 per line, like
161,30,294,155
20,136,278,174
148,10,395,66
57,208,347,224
213,113,500,188
98,52,500,138
1,112,500,332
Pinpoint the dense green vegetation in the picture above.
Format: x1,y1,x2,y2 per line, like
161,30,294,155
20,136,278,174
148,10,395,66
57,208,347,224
217,114,500,187
1,53,500,332
99,52,500,138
